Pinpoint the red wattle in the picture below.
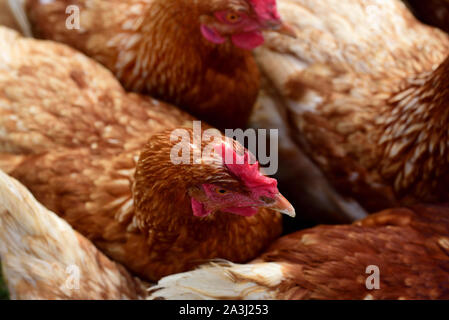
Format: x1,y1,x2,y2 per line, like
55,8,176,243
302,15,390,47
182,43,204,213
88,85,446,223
191,198,210,217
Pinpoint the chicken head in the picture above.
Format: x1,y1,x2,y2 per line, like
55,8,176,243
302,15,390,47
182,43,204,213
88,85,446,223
189,143,295,217
199,0,296,50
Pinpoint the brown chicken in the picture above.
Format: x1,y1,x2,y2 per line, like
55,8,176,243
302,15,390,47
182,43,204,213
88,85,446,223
17,0,295,130
0,169,146,300
149,203,449,300
405,0,449,33
250,0,449,222
0,27,295,281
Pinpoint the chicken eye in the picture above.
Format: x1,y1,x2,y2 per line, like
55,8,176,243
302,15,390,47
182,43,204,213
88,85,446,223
216,188,229,195
226,12,241,23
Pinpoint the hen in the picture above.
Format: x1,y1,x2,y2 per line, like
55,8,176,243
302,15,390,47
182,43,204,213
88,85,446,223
0,169,146,300
405,0,449,33
250,0,449,222
18,0,295,130
150,204,449,300
0,27,294,281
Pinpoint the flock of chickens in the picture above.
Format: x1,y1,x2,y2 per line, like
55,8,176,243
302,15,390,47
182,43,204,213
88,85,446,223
0,0,448,300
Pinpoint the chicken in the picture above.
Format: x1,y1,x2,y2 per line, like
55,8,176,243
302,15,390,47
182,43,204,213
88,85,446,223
249,0,449,222
0,26,294,282
405,0,449,33
0,169,147,300
149,203,449,300
15,0,295,130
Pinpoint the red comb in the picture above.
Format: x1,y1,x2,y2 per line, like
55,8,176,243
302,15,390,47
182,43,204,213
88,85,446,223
214,143,278,193
248,0,281,21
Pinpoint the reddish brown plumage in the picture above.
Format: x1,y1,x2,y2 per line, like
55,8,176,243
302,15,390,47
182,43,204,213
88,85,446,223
251,0,449,222
0,0,21,32
150,204,449,300
261,204,449,299
25,0,264,130
0,27,282,282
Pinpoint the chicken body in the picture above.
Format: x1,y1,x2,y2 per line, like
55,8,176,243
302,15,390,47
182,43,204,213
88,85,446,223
0,27,282,281
150,204,449,300
23,0,263,130
251,0,449,221
0,169,146,300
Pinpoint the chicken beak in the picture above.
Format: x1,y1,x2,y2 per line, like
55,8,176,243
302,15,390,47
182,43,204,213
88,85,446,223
267,193,296,217
268,21,297,38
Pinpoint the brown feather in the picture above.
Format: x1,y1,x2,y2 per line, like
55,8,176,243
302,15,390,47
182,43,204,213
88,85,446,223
25,0,261,130
251,0,449,221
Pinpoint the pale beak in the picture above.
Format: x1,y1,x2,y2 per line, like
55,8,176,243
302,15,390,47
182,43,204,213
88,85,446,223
267,193,296,217
267,21,297,38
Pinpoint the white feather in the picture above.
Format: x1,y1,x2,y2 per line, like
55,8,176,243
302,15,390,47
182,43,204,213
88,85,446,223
148,261,286,300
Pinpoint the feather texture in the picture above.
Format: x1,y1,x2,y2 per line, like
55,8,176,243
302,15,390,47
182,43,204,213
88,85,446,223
0,169,146,300
405,0,449,33
0,0,22,33
0,26,282,282
150,204,449,300
250,0,449,221
23,0,266,130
